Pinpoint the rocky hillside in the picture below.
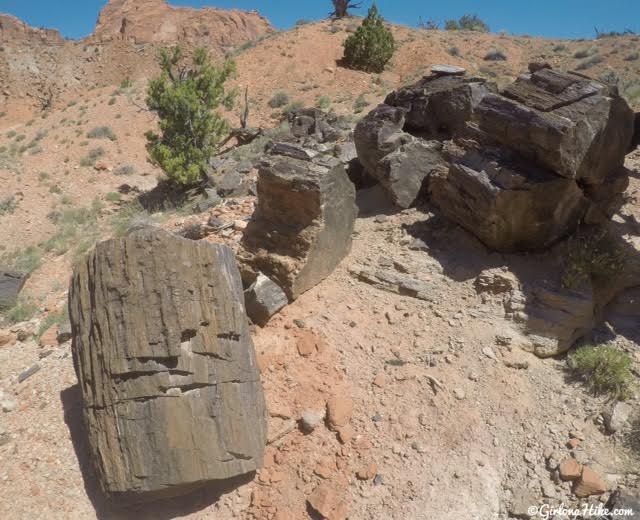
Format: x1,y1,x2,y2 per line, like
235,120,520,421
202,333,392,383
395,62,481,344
0,0,273,120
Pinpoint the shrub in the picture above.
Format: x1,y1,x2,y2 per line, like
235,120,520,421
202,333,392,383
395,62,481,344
36,308,68,339
553,44,567,52
575,54,603,70
106,192,122,202
625,52,639,61
114,164,136,176
0,194,17,215
343,4,395,73
3,301,38,323
562,231,625,289
80,147,105,167
87,126,117,141
574,48,593,59
353,94,369,113
315,95,332,110
0,245,42,274
447,46,460,57
446,14,489,32
569,345,635,400
145,47,236,186
484,50,507,61
269,91,290,108
282,100,304,117
108,97,116,106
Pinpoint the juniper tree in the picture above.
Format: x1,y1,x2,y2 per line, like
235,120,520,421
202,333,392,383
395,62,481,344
145,47,236,186
343,3,395,73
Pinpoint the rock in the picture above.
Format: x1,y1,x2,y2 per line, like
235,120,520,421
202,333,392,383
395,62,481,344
69,228,267,501
528,61,552,73
507,283,595,357
502,349,530,370
384,73,496,137
430,145,587,252
431,64,466,76
0,390,17,412
0,330,16,347
477,68,634,184
375,138,447,208
603,401,634,434
453,388,466,400
631,112,640,151
356,463,378,481
300,409,326,433
241,155,357,301
348,266,432,301
606,491,640,519
38,325,59,347
288,108,345,143
215,170,244,197
244,273,288,326
194,188,221,213
296,330,321,357
56,321,72,343
0,270,29,309
326,396,353,431
266,141,317,162
559,458,582,481
307,484,348,520
17,363,41,383
573,466,607,497
475,269,519,294
509,487,537,518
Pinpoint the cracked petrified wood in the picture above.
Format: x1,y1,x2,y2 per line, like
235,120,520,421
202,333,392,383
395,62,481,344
69,228,267,502
241,155,357,300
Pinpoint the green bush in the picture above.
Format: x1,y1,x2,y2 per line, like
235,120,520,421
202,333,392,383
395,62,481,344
269,91,290,108
353,94,369,113
343,4,395,73
445,14,489,32
569,345,635,400
145,47,236,187
484,50,507,61
3,301,38,323
562,231,624,289
87,126,117,141
315,95,332,110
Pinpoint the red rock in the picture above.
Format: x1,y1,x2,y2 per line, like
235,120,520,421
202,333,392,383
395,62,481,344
559,458,582,481
296,331,316,357
356,463,378,480
38,325,58,347
307,484,348,520
573,466,606,497
326,396,354,431
0,331,16,347
567,438,581,449
373,374,386,388
336,425,354,444
314,463,333,479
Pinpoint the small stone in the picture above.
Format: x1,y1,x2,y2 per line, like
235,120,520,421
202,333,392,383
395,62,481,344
431,64,466,76
603,402,633,434
559,458,582,481
411,441,428,454
373,474,384,486
374,215,388,224
356,463,378,481
326,397,353,431
296,330,319,357
39,325,59,347
314,463,333,479
482,346,497,360
567,438,581,449
540,479,556,498
300,409,326,433
509,487,537,518
293,319,306,329
0,330,16,347
453,388,466,400
17,363,41,383
573,466,607,497
56,321,72,344
336,425,354,444
1,393,17,413
307,484,348,520
372,374,386,388
233,220,248,231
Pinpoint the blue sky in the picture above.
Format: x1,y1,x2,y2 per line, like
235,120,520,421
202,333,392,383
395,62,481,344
0,0,639,40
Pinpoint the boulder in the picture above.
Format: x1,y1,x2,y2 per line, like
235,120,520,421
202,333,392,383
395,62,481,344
244,273,288,326
631,112,640,152
0,270,28,309
384,73,496,137
241,155,357,300
607,491,640,519
430,146,588,251
506,282,595,357
288,108,345,143
69,228,267,502
476,68,634,184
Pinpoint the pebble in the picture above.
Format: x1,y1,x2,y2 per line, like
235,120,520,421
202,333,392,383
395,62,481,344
453,388,466,400
482,346,497,360
300,409,325,433
411,441,428,454
18,363,41,383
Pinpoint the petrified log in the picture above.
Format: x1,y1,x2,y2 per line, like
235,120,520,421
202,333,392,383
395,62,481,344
69,228,267,502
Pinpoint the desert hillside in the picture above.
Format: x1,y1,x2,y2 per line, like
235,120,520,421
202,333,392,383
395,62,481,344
0,2,639,520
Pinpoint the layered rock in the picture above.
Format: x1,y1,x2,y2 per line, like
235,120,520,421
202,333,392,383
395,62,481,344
241,152,357,301
357,66,636,252
94,0,273,46
0,271,28,309
69,228,267,501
